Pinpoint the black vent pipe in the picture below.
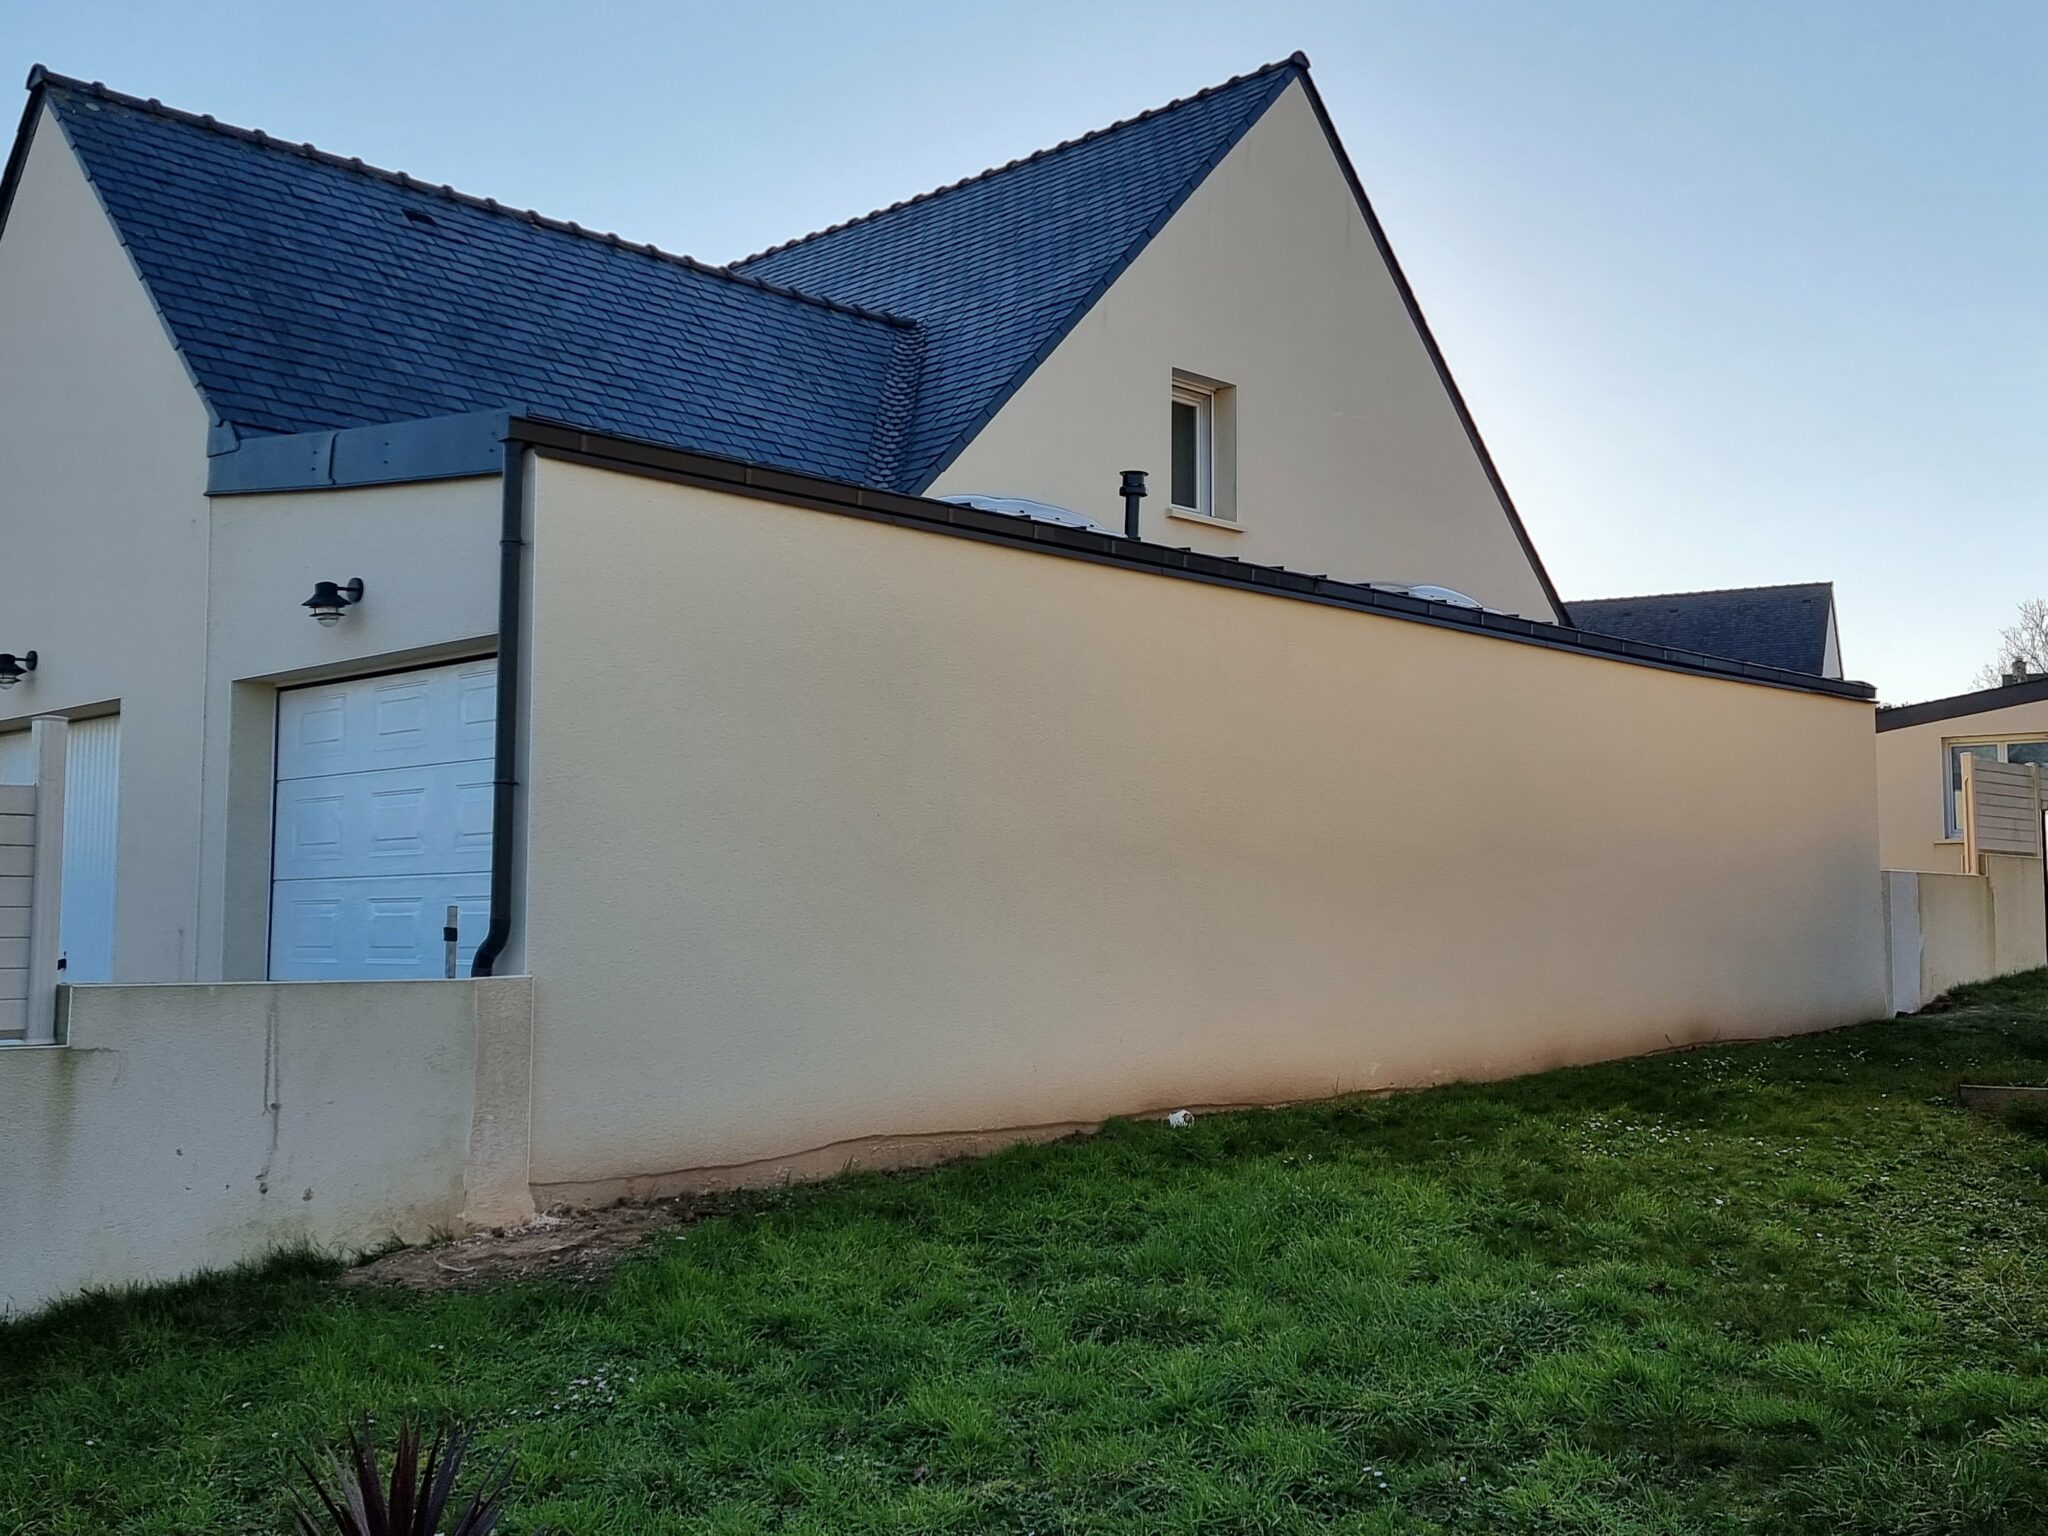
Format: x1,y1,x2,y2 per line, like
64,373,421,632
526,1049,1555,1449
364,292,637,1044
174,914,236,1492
1120,469,1147,541
471,439,527,977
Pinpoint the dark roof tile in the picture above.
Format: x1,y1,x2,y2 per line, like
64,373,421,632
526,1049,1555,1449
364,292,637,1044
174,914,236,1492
23,59,1304,496
38,75,918,485
736,58,1302,491
1571,583,1836,677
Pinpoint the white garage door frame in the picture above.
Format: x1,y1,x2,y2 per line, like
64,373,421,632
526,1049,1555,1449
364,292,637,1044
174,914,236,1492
267,657,497,981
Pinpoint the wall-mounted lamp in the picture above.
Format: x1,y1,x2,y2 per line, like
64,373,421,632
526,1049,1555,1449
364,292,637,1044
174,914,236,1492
0,651,36,690
302,577,364,627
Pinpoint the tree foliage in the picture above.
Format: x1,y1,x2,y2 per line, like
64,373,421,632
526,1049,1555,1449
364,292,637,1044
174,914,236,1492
1975,597,2048,689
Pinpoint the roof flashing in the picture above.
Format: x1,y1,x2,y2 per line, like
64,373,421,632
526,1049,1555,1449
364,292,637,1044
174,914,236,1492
207,411,510,494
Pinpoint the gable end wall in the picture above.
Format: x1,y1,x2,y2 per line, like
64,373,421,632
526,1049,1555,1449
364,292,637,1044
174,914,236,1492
0,104,213,981
932,79,1559,620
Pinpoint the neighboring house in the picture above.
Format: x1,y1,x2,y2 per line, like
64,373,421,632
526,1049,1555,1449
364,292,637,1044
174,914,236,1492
1571,583,1843,680
1877,674,2048,873
0,55,1889,1303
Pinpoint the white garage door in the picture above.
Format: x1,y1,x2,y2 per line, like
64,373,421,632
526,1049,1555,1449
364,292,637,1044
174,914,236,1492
269,660,496,980
0,713,121,983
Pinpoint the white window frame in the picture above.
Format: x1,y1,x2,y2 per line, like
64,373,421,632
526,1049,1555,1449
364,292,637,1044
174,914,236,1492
1170,380,1216,519
1943,734,2048,839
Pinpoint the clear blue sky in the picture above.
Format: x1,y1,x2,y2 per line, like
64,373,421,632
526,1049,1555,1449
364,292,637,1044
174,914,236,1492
5,1,2042,702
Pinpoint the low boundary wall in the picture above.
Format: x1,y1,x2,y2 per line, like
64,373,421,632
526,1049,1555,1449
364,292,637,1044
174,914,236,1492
0,976,531,1315
1883,855,2046,1014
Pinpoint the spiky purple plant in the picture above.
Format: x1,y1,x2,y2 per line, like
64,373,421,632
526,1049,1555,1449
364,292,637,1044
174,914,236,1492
293,1421,512,1536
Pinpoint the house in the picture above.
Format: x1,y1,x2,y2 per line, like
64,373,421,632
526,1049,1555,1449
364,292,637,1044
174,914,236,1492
1571,583,1843,679
0,56,1890,1309
1877,674,2048,874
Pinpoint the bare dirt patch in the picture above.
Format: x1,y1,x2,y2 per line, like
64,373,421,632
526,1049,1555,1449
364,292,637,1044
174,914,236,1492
340,1201,695,1292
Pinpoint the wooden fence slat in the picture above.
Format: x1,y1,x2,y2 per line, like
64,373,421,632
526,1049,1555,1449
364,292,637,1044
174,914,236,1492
1964,757,2045,866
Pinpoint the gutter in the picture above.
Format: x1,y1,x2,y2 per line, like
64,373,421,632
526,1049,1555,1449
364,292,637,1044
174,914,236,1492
470,439,526,977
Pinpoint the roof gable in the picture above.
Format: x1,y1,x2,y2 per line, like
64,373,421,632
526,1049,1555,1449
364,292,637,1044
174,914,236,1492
736,59,1301,492
27,72,922,486
1572,583,1836,677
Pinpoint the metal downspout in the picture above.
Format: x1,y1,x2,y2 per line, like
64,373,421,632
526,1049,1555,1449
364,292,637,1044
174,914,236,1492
470,439,526,977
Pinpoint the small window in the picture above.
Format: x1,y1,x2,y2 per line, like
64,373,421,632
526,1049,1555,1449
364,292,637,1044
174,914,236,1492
1170,383,1213,516
1945,737,2048,837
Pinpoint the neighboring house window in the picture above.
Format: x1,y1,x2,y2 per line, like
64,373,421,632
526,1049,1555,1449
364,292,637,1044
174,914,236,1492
1168,373,1235,524
1171,381,1213,516
1945,737,2048,838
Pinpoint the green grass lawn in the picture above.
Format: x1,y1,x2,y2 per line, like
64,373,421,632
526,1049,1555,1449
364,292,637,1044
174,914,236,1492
9,976,2048,1535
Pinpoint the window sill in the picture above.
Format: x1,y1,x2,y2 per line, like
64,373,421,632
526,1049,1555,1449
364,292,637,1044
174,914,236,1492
1167,506,1242,532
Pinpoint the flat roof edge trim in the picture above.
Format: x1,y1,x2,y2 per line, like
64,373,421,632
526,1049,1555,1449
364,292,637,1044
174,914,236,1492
506,418,1874,703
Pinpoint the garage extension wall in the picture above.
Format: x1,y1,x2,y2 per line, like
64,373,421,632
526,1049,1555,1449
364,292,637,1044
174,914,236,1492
519,458,1886,1195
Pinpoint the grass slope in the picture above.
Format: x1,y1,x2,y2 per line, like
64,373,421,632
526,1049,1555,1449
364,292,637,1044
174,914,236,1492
7,975,2048,1534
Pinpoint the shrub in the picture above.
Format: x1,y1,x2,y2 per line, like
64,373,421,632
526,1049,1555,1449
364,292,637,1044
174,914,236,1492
294,1421,512,1536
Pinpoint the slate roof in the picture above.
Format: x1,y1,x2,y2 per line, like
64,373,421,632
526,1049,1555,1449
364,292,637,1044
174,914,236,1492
15,70,925,486
1571,583,1837,677
738,58,1303,491
5,59,1302,494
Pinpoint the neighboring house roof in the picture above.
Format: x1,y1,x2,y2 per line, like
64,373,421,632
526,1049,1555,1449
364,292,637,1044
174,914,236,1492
1876,675,2048,732
1571,583,1836,677
9,70,925,486
736,59,1301,493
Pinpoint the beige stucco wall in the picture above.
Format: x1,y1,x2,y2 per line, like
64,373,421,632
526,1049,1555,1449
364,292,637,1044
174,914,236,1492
200,478,501,979
1914,871,1995,1002
1986,852,2046,979
1876,699,2048,873
0,105,214,981
0,111,506,983
519,458,1884,1192
1882,857,2043,1012
0,976,533,1315
931,79,1557,621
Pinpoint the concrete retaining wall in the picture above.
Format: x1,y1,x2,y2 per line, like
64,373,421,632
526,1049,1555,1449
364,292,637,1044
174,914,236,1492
1883,855,2045,1014
0,976,531,1315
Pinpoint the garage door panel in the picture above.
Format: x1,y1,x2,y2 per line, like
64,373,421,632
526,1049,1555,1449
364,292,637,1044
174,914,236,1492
273,760,495,879
269,875,491,980
271,660,496,980
276,660,496,780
